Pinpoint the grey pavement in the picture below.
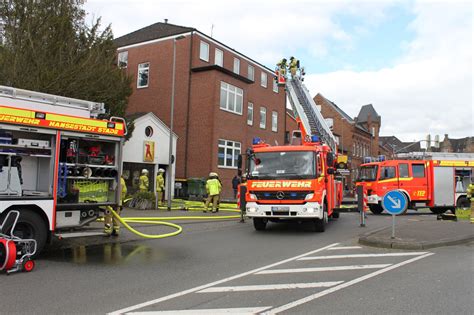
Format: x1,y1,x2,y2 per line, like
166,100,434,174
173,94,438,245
359,214,474,249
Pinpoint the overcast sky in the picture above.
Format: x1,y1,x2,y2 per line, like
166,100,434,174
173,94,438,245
85,0,472,142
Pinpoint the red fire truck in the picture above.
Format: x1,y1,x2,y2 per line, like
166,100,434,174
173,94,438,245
242,71,343,232
0,85,125,255
356,152,474,214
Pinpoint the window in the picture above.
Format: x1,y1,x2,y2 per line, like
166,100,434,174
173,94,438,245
137,62,150,88
273,79,278,93
218,139,241,168
412,164,425,178
399,163,409,178
214,48,223,66
200,41,209,62
380,166,396,180
118,51,128,68
271,111,278,132
247,103,254,125
145,126,154,137
261,72,267,88
220,82,243,114
247,65,254,81
260,107,266,129
233,58,240,74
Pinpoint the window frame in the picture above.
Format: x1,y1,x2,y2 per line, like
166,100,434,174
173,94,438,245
380,166,396,180
220,81,243,115
214,48,223,67
117,51,128,69
271,111,278,132
261,72,267,88
260,106,267,129
247,65,255,81
399,163,409,178
273,78,278,93
233,58,240,75
218,139,241,169
199,40,209,62
137,62,150,88
247,102,254,126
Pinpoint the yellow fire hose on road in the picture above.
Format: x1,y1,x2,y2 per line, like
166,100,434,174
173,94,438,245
104,199,242,239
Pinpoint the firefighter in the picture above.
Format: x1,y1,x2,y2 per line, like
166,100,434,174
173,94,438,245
139,169,149,192
277,58,287,77
289,56,299,77
204,172,222,213
156,168,165,206
467,183,474,223
104,175,127,236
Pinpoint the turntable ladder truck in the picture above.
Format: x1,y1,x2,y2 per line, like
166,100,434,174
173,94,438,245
244,74,343,232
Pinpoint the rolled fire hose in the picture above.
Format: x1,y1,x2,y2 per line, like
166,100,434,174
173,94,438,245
104,201,241,239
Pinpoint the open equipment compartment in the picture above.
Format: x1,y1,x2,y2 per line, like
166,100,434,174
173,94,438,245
0,124,55,199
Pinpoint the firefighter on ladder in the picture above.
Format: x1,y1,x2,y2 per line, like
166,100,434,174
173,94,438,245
289,56,299,77
104,175,127,236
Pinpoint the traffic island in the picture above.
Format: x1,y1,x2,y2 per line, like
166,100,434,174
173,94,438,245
359,216,474,249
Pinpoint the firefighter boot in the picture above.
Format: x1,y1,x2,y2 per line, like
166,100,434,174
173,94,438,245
104,223,113,236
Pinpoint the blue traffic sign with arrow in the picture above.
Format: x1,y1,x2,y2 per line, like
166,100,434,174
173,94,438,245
382,190,408,215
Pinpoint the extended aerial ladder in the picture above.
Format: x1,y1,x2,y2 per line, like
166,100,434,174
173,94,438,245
285,76,337,153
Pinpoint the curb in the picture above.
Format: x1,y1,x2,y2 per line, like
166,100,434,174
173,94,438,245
358,227,474,250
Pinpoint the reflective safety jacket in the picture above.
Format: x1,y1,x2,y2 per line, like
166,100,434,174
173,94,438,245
139,175,149,191
120,177,127,202
468,183,474,201
289,58,299,69
156,174,165,192
206,178,222,196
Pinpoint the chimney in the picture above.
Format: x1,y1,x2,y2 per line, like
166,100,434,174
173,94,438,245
164,19,168,24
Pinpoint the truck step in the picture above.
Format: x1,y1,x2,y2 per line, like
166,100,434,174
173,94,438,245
55,231,106,239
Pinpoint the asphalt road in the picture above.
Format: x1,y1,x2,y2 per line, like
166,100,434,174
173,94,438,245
2,211,473,314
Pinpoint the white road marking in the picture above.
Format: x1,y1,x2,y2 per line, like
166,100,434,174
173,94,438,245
298,252,428,260
256,264,391,275
198,281,344,293
328,246,362,250
265,253,434,314
128,306,272,314
109,243,340,315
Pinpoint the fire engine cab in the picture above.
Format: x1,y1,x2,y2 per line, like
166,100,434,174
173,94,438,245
0,85,125,256
242,66,343,232
356,152,474,214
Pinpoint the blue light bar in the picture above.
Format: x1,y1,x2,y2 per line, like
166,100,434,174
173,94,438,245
311,135,319,142
253,137,261,145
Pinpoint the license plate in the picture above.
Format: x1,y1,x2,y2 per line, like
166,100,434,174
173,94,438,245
271,206,290,212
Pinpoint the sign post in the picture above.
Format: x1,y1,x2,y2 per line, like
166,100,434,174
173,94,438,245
382,190,408,239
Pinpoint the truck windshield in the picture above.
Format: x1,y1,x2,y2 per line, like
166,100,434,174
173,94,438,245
249,151,316,180
357,165,378,182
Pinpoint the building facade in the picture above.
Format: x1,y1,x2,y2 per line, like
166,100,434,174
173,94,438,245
115,22,286,199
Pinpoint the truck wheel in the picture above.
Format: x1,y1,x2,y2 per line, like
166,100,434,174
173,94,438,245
314,204,327,232
369,204,384,215
430,207,447,214
253,218,267,231
3,210,47,257
456,197,470,209
331,211,340,219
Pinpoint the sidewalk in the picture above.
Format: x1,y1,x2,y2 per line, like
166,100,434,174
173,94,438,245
359,215,474,249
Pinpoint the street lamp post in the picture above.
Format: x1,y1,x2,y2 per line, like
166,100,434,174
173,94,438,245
167,35,185,211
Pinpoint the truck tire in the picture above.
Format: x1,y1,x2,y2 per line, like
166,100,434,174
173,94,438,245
314,204,327,232
331,210,340,219
253,218,267,231
2,210,47,257
369,204,384,215
456,197,470,209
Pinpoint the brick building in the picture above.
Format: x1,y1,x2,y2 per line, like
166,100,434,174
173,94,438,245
114,22,286,198
314,93,384,187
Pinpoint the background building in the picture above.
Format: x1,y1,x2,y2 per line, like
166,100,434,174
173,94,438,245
115,22,287,199
314,93,384,189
